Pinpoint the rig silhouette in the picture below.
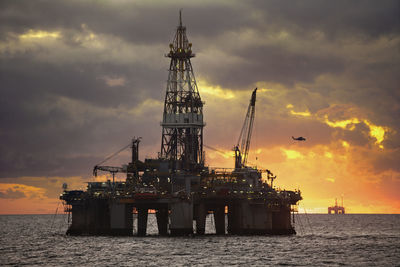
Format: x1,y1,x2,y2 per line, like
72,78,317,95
328,197,345,214
60,12,302,236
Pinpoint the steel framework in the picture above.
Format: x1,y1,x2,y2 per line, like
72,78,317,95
160,11,204,171
235,88,257,169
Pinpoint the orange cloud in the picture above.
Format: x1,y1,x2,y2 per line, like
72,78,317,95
0,184,46,199
0,184,51,214
0,176,93,214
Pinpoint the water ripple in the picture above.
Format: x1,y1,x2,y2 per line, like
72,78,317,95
0,214,399,266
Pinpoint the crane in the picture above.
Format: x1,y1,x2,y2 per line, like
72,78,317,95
93,165,127,180
235,88,257,169
92,137,142,185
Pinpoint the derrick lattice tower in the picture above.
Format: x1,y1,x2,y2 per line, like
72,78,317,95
160,11,204,171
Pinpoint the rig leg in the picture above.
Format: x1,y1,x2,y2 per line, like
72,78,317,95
227,204,239,235
214,206,225,235
66,204,87,235
156,208,169,236
109,203,133,236
272,208,295,235
137,208,148,237
169,201,193,236
195,204,206,235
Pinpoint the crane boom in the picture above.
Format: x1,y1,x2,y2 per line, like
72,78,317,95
93,165,127,177
235,88,257,168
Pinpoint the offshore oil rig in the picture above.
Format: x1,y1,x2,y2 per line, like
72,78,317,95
328,198,345,214
60,12,302,236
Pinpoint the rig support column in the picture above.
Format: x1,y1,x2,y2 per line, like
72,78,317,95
214,206,226,235
170,201,193,235
156,208,169,236
67,204,86,235
137,207,148,236
228,203,240,234
272,207,295,234
109,202,133,236
195,203,206,235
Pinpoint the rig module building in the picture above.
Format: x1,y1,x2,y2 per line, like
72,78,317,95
60,13,302,236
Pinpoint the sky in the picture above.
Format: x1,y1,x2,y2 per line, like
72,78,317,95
0,0,399,214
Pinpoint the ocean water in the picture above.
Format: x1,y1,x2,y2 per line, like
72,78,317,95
0,214,399,266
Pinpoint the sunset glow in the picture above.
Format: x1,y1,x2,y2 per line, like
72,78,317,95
1,1,399,215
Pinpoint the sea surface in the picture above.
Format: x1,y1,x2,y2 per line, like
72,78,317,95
0,214,399,266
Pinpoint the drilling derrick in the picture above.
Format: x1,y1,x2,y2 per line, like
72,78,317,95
161,11,204,171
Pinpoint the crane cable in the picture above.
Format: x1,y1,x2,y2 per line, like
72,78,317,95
204,144,228,156
95,142,131,166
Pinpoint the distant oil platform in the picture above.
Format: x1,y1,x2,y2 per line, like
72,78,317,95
328,197,345,214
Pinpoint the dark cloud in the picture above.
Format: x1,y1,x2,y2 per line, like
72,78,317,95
340,123,371,147
0,52,165,107
0,0,252,44
372,148,400,173
207,44,344,88
250,0,400,39
0,56,164,177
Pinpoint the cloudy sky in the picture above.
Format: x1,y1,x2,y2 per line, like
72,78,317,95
1,0,399,214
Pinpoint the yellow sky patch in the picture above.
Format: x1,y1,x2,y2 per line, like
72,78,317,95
19,29,60,39
342,140,350,148
286,104,311,117
206,149,234,160
322,110,389,148
287,104,389,149
197,80,236,99
281,148,304,159
290,110,311,117
215,149,235,159
324,115,360,130
364,120,386,148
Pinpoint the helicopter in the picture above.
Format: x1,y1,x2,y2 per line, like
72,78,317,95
292,136,306,141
